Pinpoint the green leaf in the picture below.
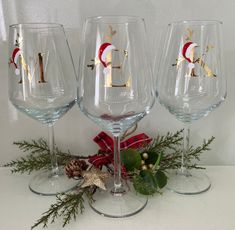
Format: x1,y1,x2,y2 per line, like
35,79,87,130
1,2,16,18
133,170,159,195
133,170,167,195
155,171,167,189
121,149,142,171
140,170,158,187
133,172,156,195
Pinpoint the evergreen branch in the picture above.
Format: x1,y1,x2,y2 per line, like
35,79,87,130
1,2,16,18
3,139,81,173
186,136,215,161
13,138,76,159
4,131,215,229
31,188,91,229
160,136,215,170
150,129,183,151
61,193,84,227
3,152,75,174
3,153,52,174
13,138,49,155
187,164,205,170
4,132,214,174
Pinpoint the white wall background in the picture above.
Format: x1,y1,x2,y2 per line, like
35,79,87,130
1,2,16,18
0,0,234,165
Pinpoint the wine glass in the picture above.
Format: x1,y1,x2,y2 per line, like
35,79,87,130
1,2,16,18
78,16,155,217
8,23,79,195
157,20,226,194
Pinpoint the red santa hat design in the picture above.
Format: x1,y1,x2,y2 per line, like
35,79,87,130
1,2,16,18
182,41,198,70
98,42,116,75
11,47,21,75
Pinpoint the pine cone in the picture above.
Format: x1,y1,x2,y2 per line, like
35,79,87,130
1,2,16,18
65,159,88,179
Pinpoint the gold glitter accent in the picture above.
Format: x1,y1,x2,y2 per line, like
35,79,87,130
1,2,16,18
197,58,216,77
123,50,128,57
105,26,116,87
87,25,130,87
173,29,217,77
19,55,33,82
185,28,194,41
206,44,214,53
176,56,185,68
81,168,110,190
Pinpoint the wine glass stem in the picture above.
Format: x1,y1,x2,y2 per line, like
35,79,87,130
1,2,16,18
111,135,125,195
48,125,59,176
181,124,190,173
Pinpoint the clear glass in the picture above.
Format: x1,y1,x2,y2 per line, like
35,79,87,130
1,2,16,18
78,16,155,217
8,23,79,195
157,20,227,194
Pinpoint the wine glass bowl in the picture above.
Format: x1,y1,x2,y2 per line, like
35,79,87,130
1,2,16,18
8,23,79,195
78,16,154,217
157,20,226,194
79,16,153,133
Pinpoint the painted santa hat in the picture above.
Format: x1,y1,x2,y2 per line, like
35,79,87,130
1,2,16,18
98,42,116,75
182,41,198,69
12,47,21,75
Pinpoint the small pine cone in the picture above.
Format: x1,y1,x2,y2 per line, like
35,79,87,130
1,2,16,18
65,159,88,179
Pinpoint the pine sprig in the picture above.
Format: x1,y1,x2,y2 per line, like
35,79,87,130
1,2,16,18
13,138,74,159
31,188,92,229
187,136,215,161
4,152,74,174
160,136,215,170
14,138,49,155
149,129,183,152
3,139,77,173
4,153,51,174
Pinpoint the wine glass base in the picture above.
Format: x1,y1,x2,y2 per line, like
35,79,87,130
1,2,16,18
166,169,211,195
90,181,148,218
29,166,81,196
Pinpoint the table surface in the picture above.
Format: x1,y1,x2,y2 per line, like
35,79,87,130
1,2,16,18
0,166,235,230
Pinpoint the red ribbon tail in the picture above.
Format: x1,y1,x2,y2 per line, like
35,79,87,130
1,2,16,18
93,131,114,152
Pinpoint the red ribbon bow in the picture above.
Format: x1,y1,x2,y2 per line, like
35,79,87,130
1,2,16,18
88,132,152,168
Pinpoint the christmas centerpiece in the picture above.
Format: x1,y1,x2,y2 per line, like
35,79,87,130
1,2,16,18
4,129,214,229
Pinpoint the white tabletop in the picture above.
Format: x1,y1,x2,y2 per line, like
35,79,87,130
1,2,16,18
1,166,235,230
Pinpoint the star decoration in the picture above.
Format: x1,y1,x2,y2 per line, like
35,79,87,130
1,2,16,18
81,168,110,190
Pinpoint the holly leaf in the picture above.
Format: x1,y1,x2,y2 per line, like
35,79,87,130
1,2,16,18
155,171,167,189
121,149,141,171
